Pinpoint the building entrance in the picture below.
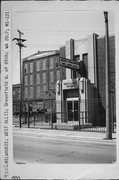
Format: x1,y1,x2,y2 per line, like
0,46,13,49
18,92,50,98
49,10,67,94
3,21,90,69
67,98,79,121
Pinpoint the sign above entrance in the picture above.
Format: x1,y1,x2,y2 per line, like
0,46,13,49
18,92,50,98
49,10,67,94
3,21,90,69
59,57,79,70
62,79,79,90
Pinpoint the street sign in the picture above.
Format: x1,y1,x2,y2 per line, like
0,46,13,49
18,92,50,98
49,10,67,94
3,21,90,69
59,57,79,70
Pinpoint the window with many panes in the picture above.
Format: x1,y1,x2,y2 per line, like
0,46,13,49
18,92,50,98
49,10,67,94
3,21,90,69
36,60,40,71
24,87,28,98
49,57,54,69
30,74,33,85
43,85,46,98
50,71,54,83
24,63,29,74
24,75,28,86
36,85,40,98
30,62,33,73
56,70,60,81
36,73,40,84
30,86,33,98
43,72,46,84
17,89,20,99
43,58,47,70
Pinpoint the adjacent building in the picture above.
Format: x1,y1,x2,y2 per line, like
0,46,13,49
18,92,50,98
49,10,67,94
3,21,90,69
13,84,20,115
22,50,66,112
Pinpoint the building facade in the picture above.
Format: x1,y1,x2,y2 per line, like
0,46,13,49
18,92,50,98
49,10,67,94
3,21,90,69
13,34,115,128
22,50,66,112
56,34,115,127
56,34,98,127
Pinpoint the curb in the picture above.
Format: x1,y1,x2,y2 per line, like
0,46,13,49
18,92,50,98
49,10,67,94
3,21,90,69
13,127,116,143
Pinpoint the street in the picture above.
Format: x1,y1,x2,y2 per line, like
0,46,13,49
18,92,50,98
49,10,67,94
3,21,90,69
13,128,116,164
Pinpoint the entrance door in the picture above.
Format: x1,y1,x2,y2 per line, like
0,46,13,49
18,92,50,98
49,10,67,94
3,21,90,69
74,101,78,121
67,101,73,121
67,98,79,121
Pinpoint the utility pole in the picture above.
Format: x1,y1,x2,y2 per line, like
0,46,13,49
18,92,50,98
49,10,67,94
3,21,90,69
104,11,112,139
13,30,26,128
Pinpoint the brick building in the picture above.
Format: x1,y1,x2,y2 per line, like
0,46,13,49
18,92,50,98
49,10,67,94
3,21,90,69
22,50,66,112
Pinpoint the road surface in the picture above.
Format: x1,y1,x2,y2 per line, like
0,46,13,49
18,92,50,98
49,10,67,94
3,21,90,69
13,128,116,164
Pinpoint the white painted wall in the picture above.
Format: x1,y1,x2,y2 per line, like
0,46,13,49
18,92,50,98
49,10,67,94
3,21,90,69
74,34,97,84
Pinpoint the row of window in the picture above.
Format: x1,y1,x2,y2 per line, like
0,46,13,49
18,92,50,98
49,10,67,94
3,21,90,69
24,56,58,74
13,89,20,99
24,85,52,99
14,83,56,99
24,86,33,99
24,70,60,86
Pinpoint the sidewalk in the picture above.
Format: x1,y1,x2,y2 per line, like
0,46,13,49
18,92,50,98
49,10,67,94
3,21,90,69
13,126,116,143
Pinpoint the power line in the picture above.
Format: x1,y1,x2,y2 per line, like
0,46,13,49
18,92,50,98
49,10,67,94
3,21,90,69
25,35,94,48
26,43,62,46
75,35,92,50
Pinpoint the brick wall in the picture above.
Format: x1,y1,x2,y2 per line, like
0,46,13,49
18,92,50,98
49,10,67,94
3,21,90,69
22,52,67,102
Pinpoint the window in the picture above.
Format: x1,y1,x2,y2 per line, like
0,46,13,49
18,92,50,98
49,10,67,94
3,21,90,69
30,62,33,73
50,71,54,83
56,70,60,81
36,60,40,71
17,89,20,99
36,73,40,84
30,74,33,85
30,86,33,98
24,63,29,74
49,57,54,69
43,72,46,84
24,87,28,98
36,85,40,98
43,85,46,98
24,75,28,86
56,56,59,64
43,58,47,70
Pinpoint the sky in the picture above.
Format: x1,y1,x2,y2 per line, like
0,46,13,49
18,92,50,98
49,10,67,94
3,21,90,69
2,1,115,84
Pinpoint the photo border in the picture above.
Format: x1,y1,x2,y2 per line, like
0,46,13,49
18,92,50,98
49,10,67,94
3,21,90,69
1,1,119,179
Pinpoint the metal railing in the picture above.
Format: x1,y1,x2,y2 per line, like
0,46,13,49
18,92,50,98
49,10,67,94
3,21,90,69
13,111,116,133
13,98,116,133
